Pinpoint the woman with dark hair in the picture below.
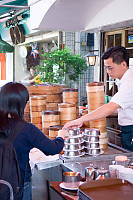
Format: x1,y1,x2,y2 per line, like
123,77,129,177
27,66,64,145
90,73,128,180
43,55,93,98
21,67,42,85
0,82,69,200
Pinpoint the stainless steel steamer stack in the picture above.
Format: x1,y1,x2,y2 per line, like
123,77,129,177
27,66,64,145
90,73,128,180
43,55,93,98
63,128,85,158
84,128,102,156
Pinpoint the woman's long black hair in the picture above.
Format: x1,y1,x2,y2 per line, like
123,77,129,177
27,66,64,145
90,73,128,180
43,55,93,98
0,82,29,134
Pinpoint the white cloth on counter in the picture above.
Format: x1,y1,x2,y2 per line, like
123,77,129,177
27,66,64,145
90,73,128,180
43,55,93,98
110,69,133,126
29,148,60,173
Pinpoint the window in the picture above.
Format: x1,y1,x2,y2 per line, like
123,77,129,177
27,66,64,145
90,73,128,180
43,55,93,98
104,30,125,96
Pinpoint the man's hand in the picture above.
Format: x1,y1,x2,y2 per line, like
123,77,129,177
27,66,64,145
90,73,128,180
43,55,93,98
63,118,83,130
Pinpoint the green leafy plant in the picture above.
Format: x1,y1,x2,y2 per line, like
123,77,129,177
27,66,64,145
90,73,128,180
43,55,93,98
35,47,88,87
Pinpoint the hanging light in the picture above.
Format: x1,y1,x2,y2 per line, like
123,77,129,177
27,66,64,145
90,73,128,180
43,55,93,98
84,53,97,66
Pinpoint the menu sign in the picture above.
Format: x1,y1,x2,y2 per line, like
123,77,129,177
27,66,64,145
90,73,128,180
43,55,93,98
128,35,133,43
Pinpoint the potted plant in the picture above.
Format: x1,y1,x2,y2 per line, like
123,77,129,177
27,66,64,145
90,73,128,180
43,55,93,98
35,47,88,87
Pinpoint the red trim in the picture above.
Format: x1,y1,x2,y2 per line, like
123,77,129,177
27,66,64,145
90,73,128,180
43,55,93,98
0,53,6,80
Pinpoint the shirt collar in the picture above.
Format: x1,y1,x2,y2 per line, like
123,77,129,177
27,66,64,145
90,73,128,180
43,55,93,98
115,69,131,88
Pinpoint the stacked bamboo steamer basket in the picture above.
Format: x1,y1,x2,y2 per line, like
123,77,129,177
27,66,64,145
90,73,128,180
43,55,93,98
46,93,62,110
86,82,108,150
26,84,45,96
46,102,58,111
45,84,66,110
58,103,76,126
26,84,62,96
49,125,64,154
29,95,46,130
42,110,60,136
44,84,63,110
49,125,62,139
63,88,79,117
26,84,66,111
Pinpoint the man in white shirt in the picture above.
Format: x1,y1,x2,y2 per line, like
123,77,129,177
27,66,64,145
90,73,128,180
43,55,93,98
63,46,133,151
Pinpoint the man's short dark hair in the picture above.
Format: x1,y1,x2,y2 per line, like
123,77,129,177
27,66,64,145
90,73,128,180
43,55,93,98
102,46,129,67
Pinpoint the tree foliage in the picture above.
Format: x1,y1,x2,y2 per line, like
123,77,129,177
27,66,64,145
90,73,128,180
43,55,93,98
35,47,88,86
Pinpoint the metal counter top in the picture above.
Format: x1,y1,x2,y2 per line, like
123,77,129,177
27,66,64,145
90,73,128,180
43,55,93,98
35,159,63,170
60,143,133,176
59,143,132,163
35,143,133,170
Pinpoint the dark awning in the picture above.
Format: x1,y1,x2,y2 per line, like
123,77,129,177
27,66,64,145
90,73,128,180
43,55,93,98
0,38,14,53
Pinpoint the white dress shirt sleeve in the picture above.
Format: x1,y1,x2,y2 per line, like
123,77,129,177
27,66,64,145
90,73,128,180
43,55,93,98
110,84,133,109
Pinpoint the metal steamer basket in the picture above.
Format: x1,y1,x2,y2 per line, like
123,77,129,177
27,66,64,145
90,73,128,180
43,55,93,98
83,128,102,156
63,128,85,158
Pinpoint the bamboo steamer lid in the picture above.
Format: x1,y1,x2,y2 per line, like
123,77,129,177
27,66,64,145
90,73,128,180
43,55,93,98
42,110,60,134
61,102,78,116
30,95,46,106
63,88,78,103
46,102,59,110
58,103,76,121
26,84,63,95
49,125,62,138
42,110,60,121
46,93,62,103
58,103,76,113
86,82,104,91
63,88,78,94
